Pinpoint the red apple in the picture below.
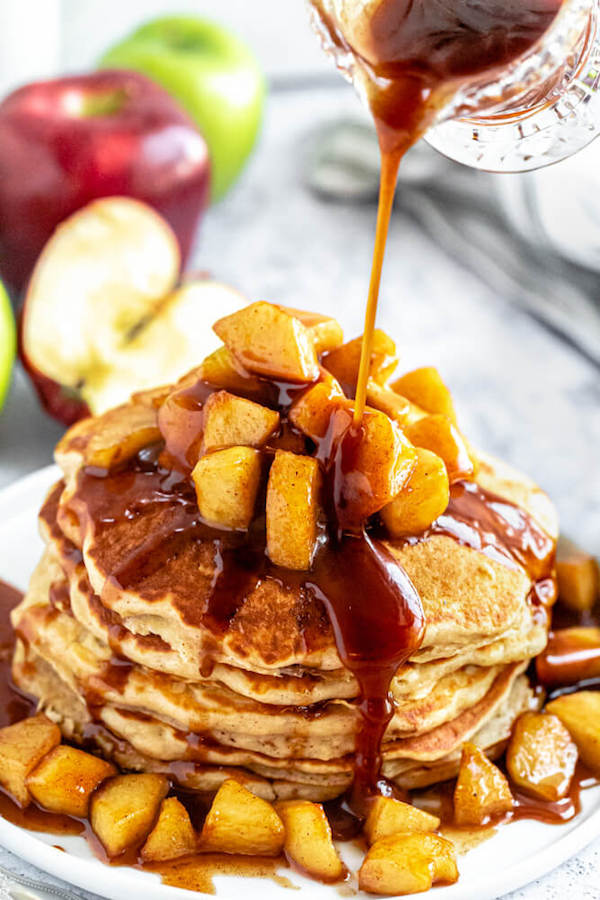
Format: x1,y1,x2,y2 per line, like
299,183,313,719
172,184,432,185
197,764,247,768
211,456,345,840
0,69,210,295
21,197,245,424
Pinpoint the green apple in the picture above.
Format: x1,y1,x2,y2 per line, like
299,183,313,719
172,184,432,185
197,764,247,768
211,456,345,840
0,279,16,412
100,16,265,201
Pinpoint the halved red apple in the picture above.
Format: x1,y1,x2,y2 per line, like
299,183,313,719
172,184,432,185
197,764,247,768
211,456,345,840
21,196,245,422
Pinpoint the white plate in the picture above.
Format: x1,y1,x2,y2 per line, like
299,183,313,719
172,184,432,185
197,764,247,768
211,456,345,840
0,465,599,900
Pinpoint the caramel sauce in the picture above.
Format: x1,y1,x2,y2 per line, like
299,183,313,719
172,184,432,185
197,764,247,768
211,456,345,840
310,0,563,425
142,854,293,895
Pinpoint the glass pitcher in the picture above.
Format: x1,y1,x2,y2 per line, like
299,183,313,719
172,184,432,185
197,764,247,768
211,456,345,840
310,0,600,172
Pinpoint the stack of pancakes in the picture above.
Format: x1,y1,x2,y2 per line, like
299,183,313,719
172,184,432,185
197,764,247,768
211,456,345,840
12,395,558,802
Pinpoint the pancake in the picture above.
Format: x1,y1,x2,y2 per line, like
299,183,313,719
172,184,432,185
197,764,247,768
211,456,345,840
12,578,520,757
40,527,547,705
13,638,534,799
12,342,557,803
46,444,551,678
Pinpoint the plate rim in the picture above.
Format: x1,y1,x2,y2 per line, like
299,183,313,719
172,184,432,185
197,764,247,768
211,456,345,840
0,464,599,900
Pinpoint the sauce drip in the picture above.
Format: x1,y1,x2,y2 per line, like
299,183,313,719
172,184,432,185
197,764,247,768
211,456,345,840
308,532,424,805
310,0,562,420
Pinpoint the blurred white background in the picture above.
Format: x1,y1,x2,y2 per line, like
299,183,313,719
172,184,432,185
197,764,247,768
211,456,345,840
0,0,331,96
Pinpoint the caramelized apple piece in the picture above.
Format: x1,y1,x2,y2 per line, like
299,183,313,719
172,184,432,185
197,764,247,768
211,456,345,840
57,404,160,472
547,691,600,774
381,448,449,537
322,329,398,393
266,450,322,570
192,446,262,530
366,379,421,428
27,745,117,817
537,627,600,686
202,391,280,452
364,796,440,845
131,383,173,409
288,375,348,442
506,712,577,802
87,404,160,469
0,714,61,807
278,307,344,354
199,779,284,856
276,800,344,882
359,833,458,895
140,797,197,862
200,345,266,400
392,367,457,423
337,407,417,526
556,537,599,612
453,742,513,826
214,302,320,383
158,387,204,470
408,414,476,482
90,773,168,858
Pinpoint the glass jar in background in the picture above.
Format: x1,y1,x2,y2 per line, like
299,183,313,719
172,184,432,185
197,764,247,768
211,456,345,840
310,0,600,173
426,0,600,172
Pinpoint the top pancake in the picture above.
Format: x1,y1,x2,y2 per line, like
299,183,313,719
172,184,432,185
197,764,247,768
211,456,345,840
50,398,557,677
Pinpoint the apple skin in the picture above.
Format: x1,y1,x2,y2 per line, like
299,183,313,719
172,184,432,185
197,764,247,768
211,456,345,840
0,69,210,295
19,347,90,426
0,279,16,412
100,16,265,201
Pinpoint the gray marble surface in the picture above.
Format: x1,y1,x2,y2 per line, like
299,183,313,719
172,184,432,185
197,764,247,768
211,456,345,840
0,84,599,899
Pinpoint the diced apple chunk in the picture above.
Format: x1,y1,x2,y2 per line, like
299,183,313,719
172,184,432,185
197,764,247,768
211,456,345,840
381,448,449,537
506,712,577,802
193,446,262,530
364,796,440,845
278,307,344,354
288,376,348,442
408,414,476,482
359,832,458,895
200,346,266,400
276,800,344,882
57,404,160,473
86,404,160,469
453,743,513,826
140,797,197,862
0,714,61,807
27,745,117,817
392,367,457,423
90,773,168,858
336,407,417,527
131,383,172,410
266,451,322,570
202,391,280,452
322,329,398,394
214,302,320,383
547,692,600,775
366,380,421,428
536,627,600,686
199,779,284,856
556,537,599,612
